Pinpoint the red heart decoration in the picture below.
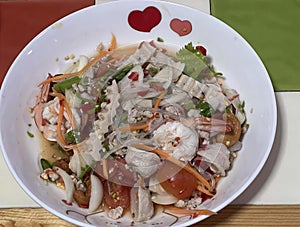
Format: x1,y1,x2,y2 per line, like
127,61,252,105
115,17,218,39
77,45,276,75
128,6,162,32
170,18,192,36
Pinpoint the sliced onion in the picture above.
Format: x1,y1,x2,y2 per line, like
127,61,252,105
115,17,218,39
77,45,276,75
69,150,81,176
88,175,104,212
54,167,75,204
151,192,178,205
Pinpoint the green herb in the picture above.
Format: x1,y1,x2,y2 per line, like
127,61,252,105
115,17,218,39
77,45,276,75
157,37,164,42
79,165,92,180
176,42,221,78
65,129,81,144
53,76,81,93
149,67,159,75
238,100,246,112
27,131,34,138
111,64,134,82
41,158,52,170
103,142,110,152
196,100,214,117
225,106,231,114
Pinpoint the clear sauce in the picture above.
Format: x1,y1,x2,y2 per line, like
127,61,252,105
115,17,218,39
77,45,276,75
39,132,67,163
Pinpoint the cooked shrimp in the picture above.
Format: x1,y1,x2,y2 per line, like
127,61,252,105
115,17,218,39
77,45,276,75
152,121,198,162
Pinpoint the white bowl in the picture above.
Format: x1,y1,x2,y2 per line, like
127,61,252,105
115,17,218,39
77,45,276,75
0,1,277,226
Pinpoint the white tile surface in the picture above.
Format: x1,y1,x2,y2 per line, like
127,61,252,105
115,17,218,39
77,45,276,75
233,92,300,204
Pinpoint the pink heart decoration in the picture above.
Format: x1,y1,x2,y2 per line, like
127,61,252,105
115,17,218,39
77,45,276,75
128,6,162,32
170,18,192,36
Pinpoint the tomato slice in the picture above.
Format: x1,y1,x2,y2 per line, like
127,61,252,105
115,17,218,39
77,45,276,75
103,181,131,209
156,160,197,200
94,156,135,187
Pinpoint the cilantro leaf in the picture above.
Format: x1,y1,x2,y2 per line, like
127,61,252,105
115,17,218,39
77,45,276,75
196,100,214,118
176,42,222,79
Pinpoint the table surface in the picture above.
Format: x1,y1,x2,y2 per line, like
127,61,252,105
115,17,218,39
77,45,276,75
1,0,300,226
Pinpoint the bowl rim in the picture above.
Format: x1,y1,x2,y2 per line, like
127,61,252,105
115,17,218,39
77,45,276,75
0,1,278,226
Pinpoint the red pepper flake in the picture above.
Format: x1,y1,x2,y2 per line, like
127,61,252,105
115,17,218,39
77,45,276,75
128,72,139,81
154,112,160,118
172,136,181,147
196,45,207,56
62,199,72,206
107,99,111,104
229,94,239,101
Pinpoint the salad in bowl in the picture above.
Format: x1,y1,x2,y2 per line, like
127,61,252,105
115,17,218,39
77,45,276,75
0,1,276,226
33,36,248,221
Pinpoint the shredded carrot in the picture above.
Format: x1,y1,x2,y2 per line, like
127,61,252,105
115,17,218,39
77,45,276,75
108,33,117,51
38,50,108,86
131,144,211,190
38,34,118,86
118,123,149,132
164,205,216,217
196,184,215,197
63,100,76,129
118,116,155,132
53,89,76,129
57,100,68,146
154,89,167,109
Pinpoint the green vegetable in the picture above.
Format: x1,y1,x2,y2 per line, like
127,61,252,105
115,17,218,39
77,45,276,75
196,100,214,118
27,131,34,138
103,142,110,152
157,37,164,42
41,158,52,170
238,100,246,113
176,42,221,78
148,67,159,75
65,129,81,144
53,76,81,93
111,64,134,82
79,165,92,180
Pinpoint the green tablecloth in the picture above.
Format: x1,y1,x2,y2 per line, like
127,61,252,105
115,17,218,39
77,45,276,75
211,0,300,91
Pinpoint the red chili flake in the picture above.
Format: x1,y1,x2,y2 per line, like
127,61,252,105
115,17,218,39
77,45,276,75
41,118,47,126
78,204,89,209
196,45,207,56
128,72,139,81
154,112,160,118
107,99,111,104
201,188,216,202
62,199,72,206
175,136,181,143
229,94,239,101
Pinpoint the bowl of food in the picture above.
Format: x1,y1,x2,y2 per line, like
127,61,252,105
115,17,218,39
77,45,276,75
0,0,277,226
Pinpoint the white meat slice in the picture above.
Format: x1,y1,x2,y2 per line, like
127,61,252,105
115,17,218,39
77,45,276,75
118,41,156,68
149,51,185,81
197,143,231,176
130,184,154,221
125,146,161,178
